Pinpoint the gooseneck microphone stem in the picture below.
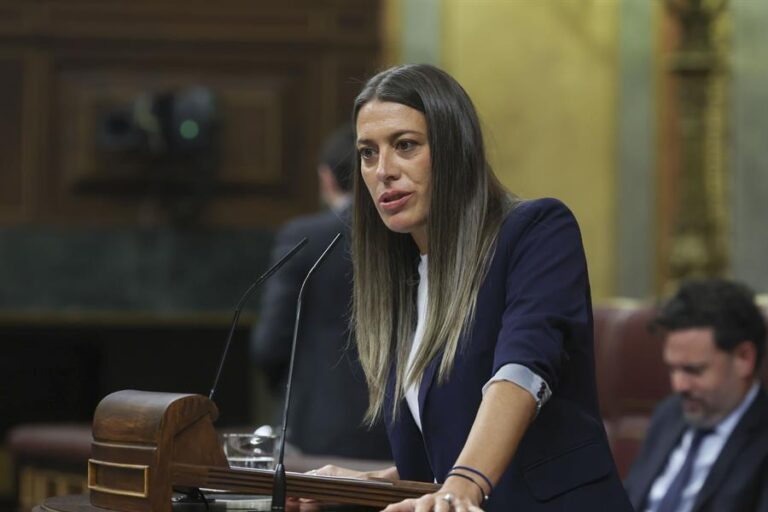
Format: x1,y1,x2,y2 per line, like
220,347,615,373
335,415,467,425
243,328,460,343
208,237,309,402
271,233,342,512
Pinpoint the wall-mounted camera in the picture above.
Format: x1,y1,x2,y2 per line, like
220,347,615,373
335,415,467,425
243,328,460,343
100,86,217,158
96,86,219,223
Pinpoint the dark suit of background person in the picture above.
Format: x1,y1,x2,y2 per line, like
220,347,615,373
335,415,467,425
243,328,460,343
625,390,768,512
385,199,634,511
250,126,390,460
624,279,768,512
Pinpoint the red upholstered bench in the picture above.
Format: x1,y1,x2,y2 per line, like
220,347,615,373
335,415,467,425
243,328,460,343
593,302,668,478
6,423,92,511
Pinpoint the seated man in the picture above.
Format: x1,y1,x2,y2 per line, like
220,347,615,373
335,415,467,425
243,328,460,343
624,279,768,512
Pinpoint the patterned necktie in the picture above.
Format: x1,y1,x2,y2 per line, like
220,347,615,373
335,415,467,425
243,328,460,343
656,428,713,512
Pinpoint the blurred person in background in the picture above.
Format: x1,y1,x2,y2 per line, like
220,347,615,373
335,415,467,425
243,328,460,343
250,124,390,460
624,278,768,512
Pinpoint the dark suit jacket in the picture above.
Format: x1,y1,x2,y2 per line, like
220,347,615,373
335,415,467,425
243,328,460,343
624,386,768,512
251,207,391,460
384,198,633,511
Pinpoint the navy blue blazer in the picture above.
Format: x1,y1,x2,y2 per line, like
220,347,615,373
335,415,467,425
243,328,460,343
384,198,633,511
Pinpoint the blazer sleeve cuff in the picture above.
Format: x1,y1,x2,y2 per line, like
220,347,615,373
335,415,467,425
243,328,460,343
482,363,552,414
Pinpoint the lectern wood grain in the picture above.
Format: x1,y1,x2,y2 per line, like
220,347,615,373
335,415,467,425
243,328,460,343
88,390,438,511
90,390,228,512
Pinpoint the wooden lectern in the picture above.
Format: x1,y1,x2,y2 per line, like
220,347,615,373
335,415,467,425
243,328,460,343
85,390,437,511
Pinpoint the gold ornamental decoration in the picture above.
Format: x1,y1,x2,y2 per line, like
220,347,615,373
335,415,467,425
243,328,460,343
662,0,730,291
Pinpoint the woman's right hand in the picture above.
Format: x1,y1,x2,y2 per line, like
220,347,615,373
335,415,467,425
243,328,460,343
309,465,399,481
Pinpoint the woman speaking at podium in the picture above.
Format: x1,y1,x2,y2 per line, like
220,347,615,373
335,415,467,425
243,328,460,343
315,64,633,512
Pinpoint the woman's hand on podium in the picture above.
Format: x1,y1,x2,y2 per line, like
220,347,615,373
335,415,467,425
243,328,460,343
381,477,487,512
308,464,399,481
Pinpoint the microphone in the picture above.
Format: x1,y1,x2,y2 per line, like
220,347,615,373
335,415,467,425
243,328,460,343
208,237,309,402
271,232,343,512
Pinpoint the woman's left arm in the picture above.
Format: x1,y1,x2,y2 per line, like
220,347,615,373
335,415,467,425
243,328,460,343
384,380,536,512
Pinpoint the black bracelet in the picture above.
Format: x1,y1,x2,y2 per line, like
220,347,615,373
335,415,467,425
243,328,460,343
450,465,494,495
445,471,488,503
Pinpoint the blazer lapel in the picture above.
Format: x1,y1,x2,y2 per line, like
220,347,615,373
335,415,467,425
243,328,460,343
417,351,442,425
383,362,399,425
636,410,687,508
692,387,768,511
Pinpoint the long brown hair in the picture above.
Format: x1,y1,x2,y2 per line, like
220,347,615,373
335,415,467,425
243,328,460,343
351,64,513,423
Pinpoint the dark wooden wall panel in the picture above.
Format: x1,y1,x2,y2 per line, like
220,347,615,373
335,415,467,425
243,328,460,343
0,54,24,219
0,0,381,227
48,59,311,218
33,1,377,44
0,3,23,34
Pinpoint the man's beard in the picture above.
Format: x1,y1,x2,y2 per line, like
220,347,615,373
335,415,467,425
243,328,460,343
680,393,715,428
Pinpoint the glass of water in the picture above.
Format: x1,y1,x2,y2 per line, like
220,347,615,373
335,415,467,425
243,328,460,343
222,430,277,469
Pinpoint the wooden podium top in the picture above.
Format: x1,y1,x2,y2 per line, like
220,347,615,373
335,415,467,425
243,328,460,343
85,390,437,512
36,494,379,512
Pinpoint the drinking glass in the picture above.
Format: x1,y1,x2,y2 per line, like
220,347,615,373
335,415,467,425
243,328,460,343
222,431,277,469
